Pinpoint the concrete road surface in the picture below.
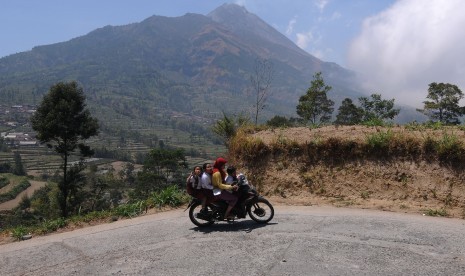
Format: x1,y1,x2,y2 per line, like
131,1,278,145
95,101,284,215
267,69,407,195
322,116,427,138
1,205,465,275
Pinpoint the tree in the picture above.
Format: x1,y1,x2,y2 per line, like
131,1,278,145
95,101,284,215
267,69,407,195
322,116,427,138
419,82,464,125
358,94,400,123
119,162,136,186
132,148,187,199
296,72,334,125
249,58,274,125
266,115,293,127
13,151,26,176
0,162,11,173
0,137,8,152
31,81,99,217
335,98,363,125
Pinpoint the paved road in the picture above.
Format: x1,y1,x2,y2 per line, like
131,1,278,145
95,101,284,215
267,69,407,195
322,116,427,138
1,205,465,275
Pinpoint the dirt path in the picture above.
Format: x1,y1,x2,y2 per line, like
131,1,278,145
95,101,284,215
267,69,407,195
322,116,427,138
0,180,47,210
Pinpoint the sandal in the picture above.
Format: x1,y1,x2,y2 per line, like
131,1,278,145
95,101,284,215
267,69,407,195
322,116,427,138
223,215,235,221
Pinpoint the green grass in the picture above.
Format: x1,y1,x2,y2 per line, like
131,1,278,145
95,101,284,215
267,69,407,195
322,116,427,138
10,225,28,241
148,185,189,209
113,201,147,218
2,185,190,242
365,130,393,154
423,208,448,217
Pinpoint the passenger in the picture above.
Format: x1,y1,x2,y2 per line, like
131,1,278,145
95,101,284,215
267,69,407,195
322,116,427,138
200,162,214,213
186,165,204,200
212,157,238,220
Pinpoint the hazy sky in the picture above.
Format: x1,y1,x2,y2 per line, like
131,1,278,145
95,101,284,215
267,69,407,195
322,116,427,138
1,0,464,107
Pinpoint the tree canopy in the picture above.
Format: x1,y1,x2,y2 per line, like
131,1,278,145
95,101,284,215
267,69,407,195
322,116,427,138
419,82,464,125
296,72,334,125
358,94,400,124
335,98,363,125
132,148,187,199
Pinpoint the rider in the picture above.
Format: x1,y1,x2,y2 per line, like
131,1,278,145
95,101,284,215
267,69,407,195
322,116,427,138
225,165,247,218
225,165,238,185
212,157,238,220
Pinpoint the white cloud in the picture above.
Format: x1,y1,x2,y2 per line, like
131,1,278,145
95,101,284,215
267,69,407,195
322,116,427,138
296,31,328,60
286,17,297,35
234,0,246,6
348,0,465,108
314,0,329,12
310,49,324,60
296,31,315,49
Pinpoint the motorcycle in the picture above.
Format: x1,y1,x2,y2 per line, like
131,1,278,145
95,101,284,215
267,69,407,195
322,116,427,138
187,174,274,227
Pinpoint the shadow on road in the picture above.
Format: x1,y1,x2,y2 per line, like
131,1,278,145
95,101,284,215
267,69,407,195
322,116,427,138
191,220,277,234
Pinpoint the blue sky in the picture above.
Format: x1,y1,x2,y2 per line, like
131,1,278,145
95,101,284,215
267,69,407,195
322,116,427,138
1,0,464,107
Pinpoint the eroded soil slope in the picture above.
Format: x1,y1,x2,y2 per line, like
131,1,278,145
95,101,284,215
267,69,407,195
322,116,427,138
232,125,465,218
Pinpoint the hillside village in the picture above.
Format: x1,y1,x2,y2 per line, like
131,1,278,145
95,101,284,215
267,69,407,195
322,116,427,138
0,104,38,146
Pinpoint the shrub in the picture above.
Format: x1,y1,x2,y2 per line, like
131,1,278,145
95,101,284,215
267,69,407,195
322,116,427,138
29,183,61,220
360,191,370,199
436,133,464,163
37,218,68,234
77,210,112,223
17,193,31,210
424,121,445,130
0,176,9,189
362,118,386,127
113,200,146,218
424,208,448,217
11,225,28,241
319,138,359,161
422,136,438,156
365,130,393,156
404,121,424,131
389,136,421,158
150,185,188,208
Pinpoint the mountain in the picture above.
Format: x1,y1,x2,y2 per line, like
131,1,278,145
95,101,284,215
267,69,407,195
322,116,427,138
0,4,377,134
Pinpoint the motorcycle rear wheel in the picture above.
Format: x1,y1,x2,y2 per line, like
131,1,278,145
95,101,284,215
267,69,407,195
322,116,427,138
247,198,274,223
189,202,214,227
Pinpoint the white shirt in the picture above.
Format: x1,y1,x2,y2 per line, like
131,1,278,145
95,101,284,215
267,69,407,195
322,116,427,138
225,175,235,184
200,172,213,190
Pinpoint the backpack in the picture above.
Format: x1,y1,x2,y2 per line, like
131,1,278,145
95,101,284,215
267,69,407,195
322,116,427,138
186,176,194,195
186,175,199,196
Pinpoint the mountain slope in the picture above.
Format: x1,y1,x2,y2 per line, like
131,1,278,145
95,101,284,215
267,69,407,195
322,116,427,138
0,4,367,132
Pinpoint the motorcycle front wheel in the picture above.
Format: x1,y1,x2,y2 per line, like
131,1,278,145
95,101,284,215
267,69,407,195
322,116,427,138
247,198,274,223
189,201,214,227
